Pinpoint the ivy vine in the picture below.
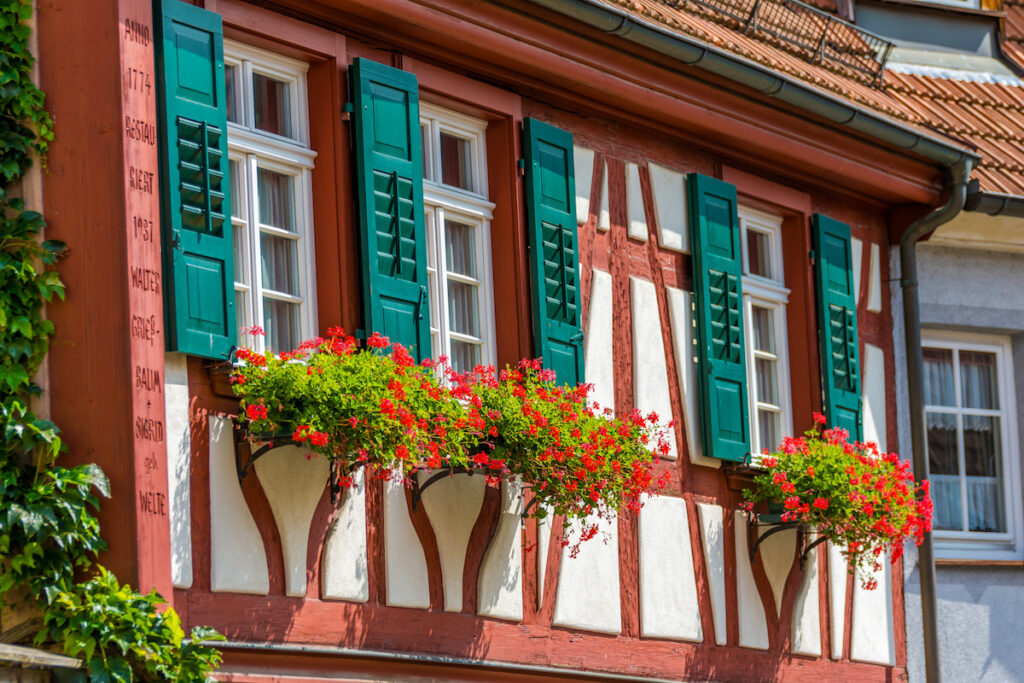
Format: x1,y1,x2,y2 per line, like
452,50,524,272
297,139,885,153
0,1,222,680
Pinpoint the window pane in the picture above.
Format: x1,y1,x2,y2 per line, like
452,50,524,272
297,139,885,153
233,224,248,285
960,351,999,410
257,169,296,231
963,415,1005,532
263,298,300,352
229,159,245,219
754,357,778,405
253,73,292,138
447,280,480,337
746,229,772,279
260,233,299,295
421,124,432,181
439,132,473,192
450,340,481,375
926,411,960,531
757,409,780,454
235,290,250,333
750,306,774,353
226,64,241,124
927,412,959,476
923,347,955,407
445,219,477,278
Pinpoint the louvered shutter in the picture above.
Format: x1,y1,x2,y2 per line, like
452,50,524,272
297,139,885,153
523,118,584,386
155,0,235,359
350,58,431,361
688,174,750,462
812,214,863,440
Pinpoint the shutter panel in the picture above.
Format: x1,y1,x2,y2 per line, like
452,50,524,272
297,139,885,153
812,214,863,441
155,0,235,359
350,58,431,361
688,173,750,462
523,118,584,386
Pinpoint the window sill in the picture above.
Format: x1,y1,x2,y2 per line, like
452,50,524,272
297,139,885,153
935,559,1024,567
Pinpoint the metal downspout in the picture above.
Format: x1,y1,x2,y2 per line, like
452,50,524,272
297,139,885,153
899,158,973,683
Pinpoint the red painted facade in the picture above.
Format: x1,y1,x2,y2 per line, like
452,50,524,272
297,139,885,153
34,0,946,679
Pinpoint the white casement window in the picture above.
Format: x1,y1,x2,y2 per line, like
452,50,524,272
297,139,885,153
224,42,317,353
419,103,496,374
739,207,793,457
923,331,1023,560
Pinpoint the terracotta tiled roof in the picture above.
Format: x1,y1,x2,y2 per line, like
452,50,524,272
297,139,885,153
605,0,1024,195
885,70,1024,194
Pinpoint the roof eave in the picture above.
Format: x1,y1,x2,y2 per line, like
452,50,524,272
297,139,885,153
524,0,980,169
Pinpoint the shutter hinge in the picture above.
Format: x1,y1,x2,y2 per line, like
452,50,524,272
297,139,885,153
341,102,354,121
570,331,584,344
809,249,816,265
517,158,526,176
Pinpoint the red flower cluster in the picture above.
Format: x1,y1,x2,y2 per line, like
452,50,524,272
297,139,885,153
231,329,667,535
743,417,933,589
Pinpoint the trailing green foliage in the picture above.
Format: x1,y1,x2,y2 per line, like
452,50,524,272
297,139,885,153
42,569,223,683
0,1,222,679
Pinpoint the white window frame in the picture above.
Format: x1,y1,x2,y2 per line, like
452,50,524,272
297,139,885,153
923,329,1023,561
739,206,793,459
225,41,317,353
420,102,496,372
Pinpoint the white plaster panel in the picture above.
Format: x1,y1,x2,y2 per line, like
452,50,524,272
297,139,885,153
828,542,848,659
552,513,621,634
850,555,895,665
537,511,551,607
666,287,719,467
758,526,796,616
638,495,702,641
626,162,647,241
791,534,822,657
478,478,524,621
585,269,615,414
867,243,882,313
208,416,269,595
321,468,368,602
862,343,888,451
648,162,688,253
254,446,329,598
418,470,487,612
851,237,863,305
574,145,595,226
164,352,192,589
630,276,677,460
697,503,727,645
734,510,769,650
384,473,430,609
598,161,610,232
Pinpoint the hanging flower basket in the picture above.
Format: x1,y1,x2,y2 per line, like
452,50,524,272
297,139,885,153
229,326,670,539
741,413,934,589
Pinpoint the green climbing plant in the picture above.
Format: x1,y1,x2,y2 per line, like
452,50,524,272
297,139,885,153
0,1,222,680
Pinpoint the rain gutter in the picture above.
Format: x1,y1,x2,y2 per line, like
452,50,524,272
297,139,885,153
964,183,1024,217
526,0,978,169
899,158,973,683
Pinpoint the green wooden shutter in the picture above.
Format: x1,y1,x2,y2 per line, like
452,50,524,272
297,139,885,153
688,174,750,462
523,118,584,386
350,58,430,361
154,0,235,359
812,214,863,441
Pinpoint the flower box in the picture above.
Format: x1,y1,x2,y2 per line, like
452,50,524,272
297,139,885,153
741,413,933,588
228,327,671,539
